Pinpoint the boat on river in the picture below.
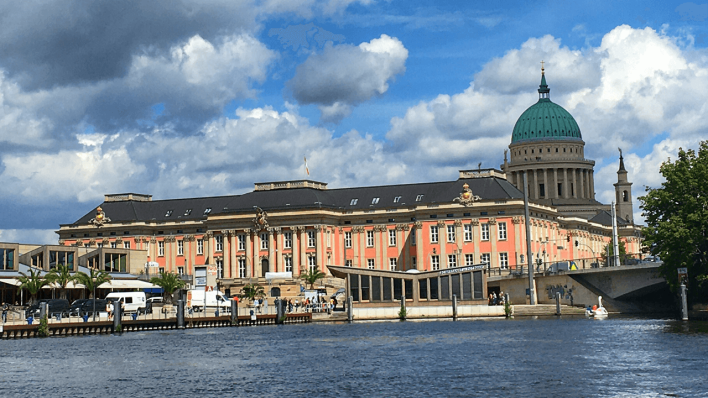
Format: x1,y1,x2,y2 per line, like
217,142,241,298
586,296,608,318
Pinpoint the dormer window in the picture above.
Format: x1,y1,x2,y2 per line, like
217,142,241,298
350,199,358,206
184,209,192,216
393,196,402,203
204,208,212,215
165,210,173,217
371,197,380,205
416,195,424,201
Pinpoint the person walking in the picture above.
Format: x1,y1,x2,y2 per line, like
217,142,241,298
1,302,8,323
107,301,114,320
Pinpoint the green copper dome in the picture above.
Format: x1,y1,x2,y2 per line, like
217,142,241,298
511,74,582,144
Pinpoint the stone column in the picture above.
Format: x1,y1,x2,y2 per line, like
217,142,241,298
563,168,569,199
579,168,585,199
489,218,498,270
245,230,252,278
454,219,463,266
298,226,307,274
354,226,365,269
414,222,423,270
471,219,480,261
542,168,548,199
553,168,559,198
253,232,261,278
572,168,578,198
512,217,523,268
292,227,300,277
437,221,447,268
533,169,539,199
398,224,409,270
589,170,595,199
373,225,383,270
315,225,324,272
228,231,236,279
268,228,276,273
166,236,176,273
338,227,345,267
274,228,282,273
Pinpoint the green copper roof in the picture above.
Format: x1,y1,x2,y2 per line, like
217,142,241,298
511,74,582,144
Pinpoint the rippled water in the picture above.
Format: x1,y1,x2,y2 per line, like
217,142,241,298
1,316,707,397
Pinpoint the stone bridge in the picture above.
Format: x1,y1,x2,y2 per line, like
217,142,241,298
488,263,673,313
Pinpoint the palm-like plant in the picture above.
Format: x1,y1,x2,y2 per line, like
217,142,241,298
74,268,112,298
239,283,265,303
300,267,326,290
17,269,48,305
45,263,78,301
149,272,186,305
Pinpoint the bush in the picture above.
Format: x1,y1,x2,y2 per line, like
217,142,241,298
397,300,407,321
38,315,49,337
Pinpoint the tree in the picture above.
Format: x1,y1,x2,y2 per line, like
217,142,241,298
45,264,78,301
300,267,326,290
238,283,265,303
17,269,48,305
149,272,186,305
640,140,708,301
74,268,112,298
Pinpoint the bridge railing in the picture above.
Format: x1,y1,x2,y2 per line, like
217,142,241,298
484,253,659,276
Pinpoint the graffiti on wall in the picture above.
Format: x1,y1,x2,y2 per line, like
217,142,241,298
546,284,574,305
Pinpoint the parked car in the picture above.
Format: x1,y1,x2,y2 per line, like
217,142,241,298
26,299,71,318
105,292,147,314
69,299,89,316
76,299,109,317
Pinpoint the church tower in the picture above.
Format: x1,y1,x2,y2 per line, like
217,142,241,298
614,149,634,223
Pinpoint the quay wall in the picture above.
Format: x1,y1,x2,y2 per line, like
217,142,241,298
353,304,505,320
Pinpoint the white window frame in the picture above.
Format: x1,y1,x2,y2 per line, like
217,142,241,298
307,230,316,248
431,255,440,271
430,226,439,243
481,223,490,241
481,253,491,266
388,229,397,246
216,259,223,279
499,253,509,269
366,230,374,247
345,259,353,267
344,231,352,248
447,225,455,243
110,242,117,249
215,235,224,252
177,266,184,275
197,239,204,255
464,225,473,242
261,233,268,250
284,256,293,273
448,254,457,268
123,241,131,249
367,259,375,270
498,222,507,240
238,235,245,251
308,256,317,271
465,254,474,266
389,258,397,270
177,240,183,256
284,232,292,249
158,241,165,257
238,258,247,278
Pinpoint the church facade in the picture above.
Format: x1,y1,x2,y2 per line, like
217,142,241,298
57,71,642,293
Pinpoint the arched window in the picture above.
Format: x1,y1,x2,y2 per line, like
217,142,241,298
622,190,629,202
270,287,281,297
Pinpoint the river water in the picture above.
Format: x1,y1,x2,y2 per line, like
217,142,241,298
1,316,707,397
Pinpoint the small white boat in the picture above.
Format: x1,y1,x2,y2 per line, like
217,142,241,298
586,296,609,318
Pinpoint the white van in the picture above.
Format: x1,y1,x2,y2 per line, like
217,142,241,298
187,289,231,312
105,292,147,314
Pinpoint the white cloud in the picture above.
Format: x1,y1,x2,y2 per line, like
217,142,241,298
288,34,408,123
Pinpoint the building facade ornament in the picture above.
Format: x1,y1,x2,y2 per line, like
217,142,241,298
512,216,524,224
470,219,480,226
414,221,423,229
453,219,463,226
89,206,111,227
488,218,497,225
453,183,482,207
253,207,269,231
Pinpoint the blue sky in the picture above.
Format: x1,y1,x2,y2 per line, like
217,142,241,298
0,0,707,244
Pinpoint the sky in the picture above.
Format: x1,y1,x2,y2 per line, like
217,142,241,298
1,0,707,244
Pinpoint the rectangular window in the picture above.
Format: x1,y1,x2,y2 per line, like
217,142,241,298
481,253,490,266
238,258,247,278
216,259,223,279
412,256,416,269
158,241,165,257
389,258,397,270
464,224,473,241
481,223,490,241
197,239,204,255
284,256,293,273
539,183,545,198
215,235,223,252
411,228,416,245
261,233,268,250
558,183,563,196
345,259,352,267
465,254,474,266
238,235,245,251
308,256,317,271
388,229,396,246
448,254,457,268
109,242,116,249
284,232,292,249
368,259,375,270
430,226,439,243
307,230,316,248
431,255,440,271
123,241,131,249
0,249,15,270
498,222,507,240
177,240,184,255
344,231,352,248
366,230,374,247
177,267,184,275
499,253,509,269
447,225,455,243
